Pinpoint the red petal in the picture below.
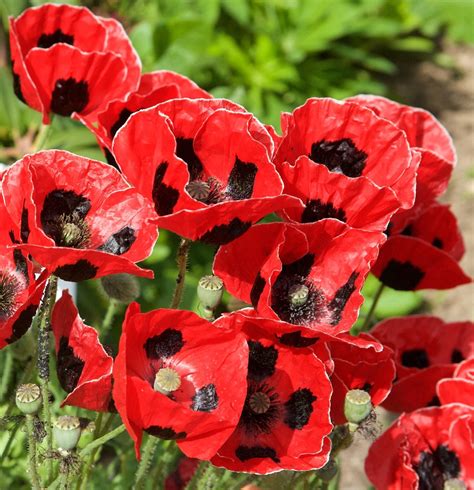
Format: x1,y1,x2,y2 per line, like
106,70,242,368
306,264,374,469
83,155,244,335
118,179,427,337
137,70,211,99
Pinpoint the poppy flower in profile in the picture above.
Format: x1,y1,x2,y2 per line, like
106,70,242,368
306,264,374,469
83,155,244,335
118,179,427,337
347,95,456,216
210,314,333,474
437,358,474,407
371,316,474,412
372,202,470,291
10,4,141,123
78,70,211,167
0,246,47,349
277,155,401,232
365,404,474,490
51,290,113,412
274,97,416,209
213,220,384,334
113,303,249,460
4,151,157,282
112,98,297,245
327,333,395,425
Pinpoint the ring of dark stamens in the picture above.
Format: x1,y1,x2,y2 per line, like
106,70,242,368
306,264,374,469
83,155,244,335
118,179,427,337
47,213,91,248
413,445,461,490
239,383,280,436
0,271,22,321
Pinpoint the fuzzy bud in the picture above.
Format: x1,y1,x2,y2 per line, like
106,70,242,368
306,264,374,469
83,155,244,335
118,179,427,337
344,389,372,424
15,384,42,414
101,274,140,303
53,415,81,451
197,275,224,310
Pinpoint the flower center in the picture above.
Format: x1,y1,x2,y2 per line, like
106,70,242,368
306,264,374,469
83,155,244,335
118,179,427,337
249,391,271,414
288,284,309,306
186,181,210,201
0,271,21,321
153,368,181,395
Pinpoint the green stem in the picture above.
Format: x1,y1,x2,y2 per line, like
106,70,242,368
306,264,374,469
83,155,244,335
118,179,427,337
170,238,191,309
134,435,158,489
79,424,125,456
26,414,41,490
360,282,385,332
0,350,13,401
101,300,119,338
32,121,52,152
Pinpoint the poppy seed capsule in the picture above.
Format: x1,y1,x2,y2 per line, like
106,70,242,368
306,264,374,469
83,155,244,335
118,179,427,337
53,415,81,451
15,384,42,414
154,368,181,395
249,392,271,414
100,273,140,303
186,181,211,202
344,389,372,424
288,284,309,306
197,275,224,310
444,479,467,490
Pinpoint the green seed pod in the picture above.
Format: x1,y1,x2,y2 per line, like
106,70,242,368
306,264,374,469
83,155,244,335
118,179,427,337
154,368,181,395
444,479,467,490
101,274,140,303
15,384,42,414
197,275,224,310
344,389,372,424
288,284,309,306
53,415,81,451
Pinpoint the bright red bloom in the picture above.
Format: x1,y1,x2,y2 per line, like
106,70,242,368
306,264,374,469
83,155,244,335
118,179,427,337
0,246,47,349
274,98,416,209
10,4,141,123
3,151,157,282
78,70,211,165
112,98,297,244
328,333,395,424
51,290,113,412
365,404,474,490
211,313,333,474
371,316,474,412
277,155,400,232
437,358,474,407
113,304,249,460
372,202,470,290
213,220,384,334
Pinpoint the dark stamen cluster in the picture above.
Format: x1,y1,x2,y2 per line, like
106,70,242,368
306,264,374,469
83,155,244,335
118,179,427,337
414,445,461,490
239,383,280,436
0,271,21,321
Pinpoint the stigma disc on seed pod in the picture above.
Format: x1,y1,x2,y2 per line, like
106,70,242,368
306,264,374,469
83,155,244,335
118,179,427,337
15,384,42,414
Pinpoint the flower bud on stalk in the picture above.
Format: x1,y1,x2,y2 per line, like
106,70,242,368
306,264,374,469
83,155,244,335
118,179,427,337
101,274,140,303
53,415,81,451
197,275,224,319
344,389,372,429
16,384,42,415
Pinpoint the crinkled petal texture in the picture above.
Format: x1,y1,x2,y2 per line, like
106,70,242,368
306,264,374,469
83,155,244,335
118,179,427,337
365,404,474,490
274,98,415,209
278,155,400,232
371,316,474,412
327,333,395,425
113,304,249,460
0,247,47,349
9,4,140,122
137,71,212,99
51,290,113,412
437,358,474,406
214,220,384,334
211,313,333,474
8,150,156,281
113,100,296,244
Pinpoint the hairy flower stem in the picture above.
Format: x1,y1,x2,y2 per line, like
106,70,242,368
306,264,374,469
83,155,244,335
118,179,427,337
37,275,58,483
101,300,119,338
80,424,125,456
26,414,41,490
134,436,159,489
360,282,385,332
32,121,52,152
170,238,191,309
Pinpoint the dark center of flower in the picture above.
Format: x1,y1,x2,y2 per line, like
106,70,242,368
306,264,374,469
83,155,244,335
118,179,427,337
249,391,271,414
37,29,74,49
0,271,21,321
50,78,89,117
288,284,309,306
185,178,222,205
413,445,462,490
239,383,280,435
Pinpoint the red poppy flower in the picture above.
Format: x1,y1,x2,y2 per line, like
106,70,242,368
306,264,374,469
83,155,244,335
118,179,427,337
164,457,200,490
10,4,141,123
327,333,395,425
273,98,416,209
51,290,113,412
213,220,384,333
365,404,474,490
112,99,297,244
437,358,474,407
347,95,455,215
0,246,47,349
113,303,249,460
277,155,400,232
78,70,211,166
4,151,156,282
372,203,470,291
211,313,333,474
371,316,474,412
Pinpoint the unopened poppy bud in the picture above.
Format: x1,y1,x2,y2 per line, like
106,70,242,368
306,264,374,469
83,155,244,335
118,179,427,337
101,274,140,303
316,459,338,481
288,284,309,306
154,368,181,395
444,479,467,490
53,415,81,451
197,275,224,310
15,384,42,414
344,389,372,424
